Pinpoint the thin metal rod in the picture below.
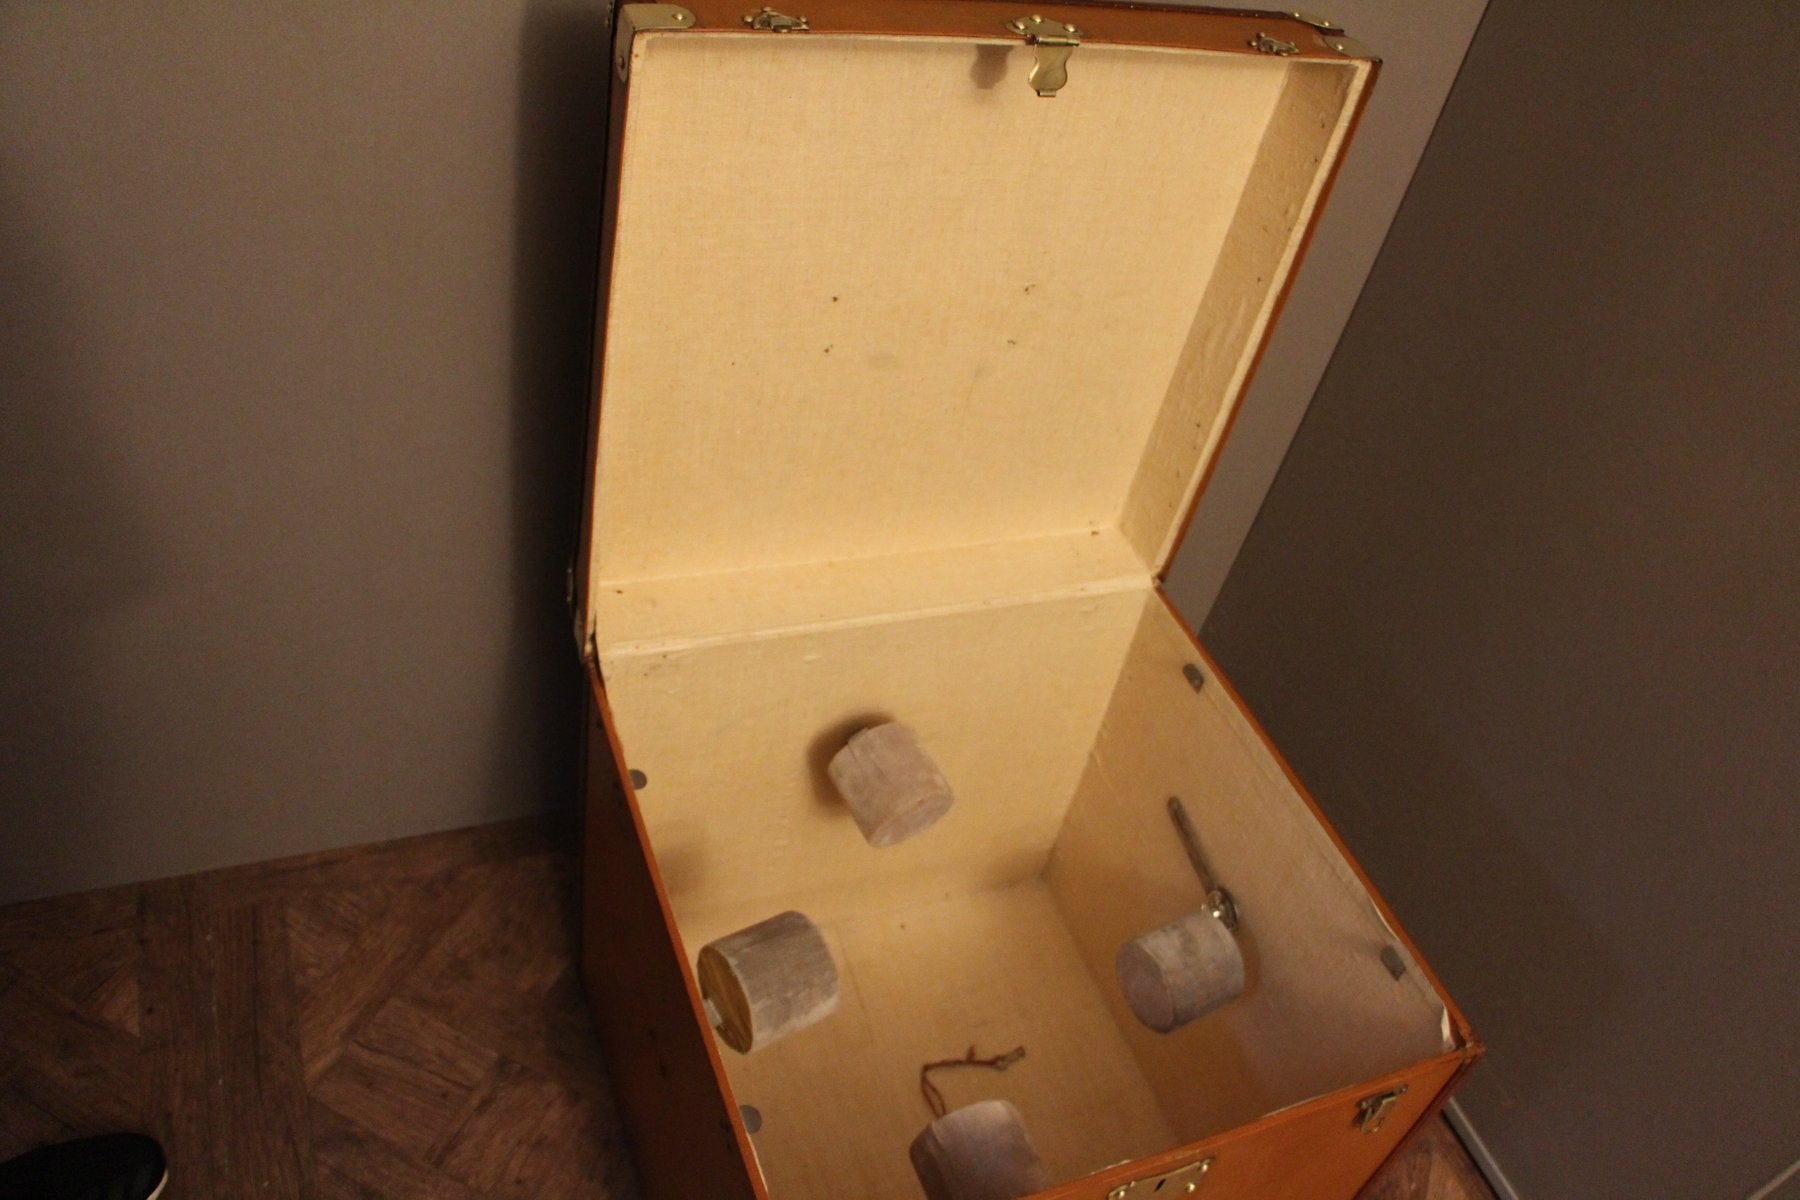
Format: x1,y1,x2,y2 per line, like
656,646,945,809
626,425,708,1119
1166,795,1218,894
1167,796,1239,930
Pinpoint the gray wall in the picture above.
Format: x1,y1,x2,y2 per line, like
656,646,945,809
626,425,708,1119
1163,0,1486,619
1,3,1483,903
1,0,613,901
1200,3,1800,1198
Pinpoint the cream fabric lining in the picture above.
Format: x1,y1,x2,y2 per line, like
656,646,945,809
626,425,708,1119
1045,595,1453,1141
591,33,1367,618
600,585,1451,1183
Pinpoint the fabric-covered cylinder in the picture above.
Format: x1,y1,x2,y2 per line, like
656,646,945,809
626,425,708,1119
698,911,840,1053
909,1099,1052,1200
827,722,955,847
1115,909,1245,1033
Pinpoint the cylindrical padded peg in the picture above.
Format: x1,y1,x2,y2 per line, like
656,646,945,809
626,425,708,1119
827,722,955,847
1115,909,1245,1033
909,1100,1052,1200
697,911,840,1054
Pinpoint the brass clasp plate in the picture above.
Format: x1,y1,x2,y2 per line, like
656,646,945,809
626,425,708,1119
1006,14,1083,97
1108,1156,1214,1198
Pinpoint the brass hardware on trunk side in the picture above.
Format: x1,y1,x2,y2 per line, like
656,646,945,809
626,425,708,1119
1248,31,1300,56
1325,34,1380,61
743,7,809,32
1108,1156,1214,1198
1006,14,1083,97
615,4,697,81
1289,11,1344,32
1355,1085,1409,1134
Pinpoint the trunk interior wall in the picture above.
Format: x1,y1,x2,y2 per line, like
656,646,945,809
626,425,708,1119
597,585,1450,1199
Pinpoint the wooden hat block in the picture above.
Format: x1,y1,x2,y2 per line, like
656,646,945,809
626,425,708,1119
828,722,956,847
575,7,1479,1200
1116,909,1246,1033
698,911,841,1053
911,1100,1053,1200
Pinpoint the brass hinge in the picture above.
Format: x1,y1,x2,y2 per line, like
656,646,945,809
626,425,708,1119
1006,14,1083,97
1355,1085,1409,1134
615,3,696,81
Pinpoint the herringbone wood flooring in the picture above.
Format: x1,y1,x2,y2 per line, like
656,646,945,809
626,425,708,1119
0,816,1489,1200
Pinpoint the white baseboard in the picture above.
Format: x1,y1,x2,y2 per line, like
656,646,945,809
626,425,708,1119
1444,1099,1523,1200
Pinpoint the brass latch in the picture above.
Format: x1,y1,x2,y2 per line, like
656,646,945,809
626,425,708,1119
1355,1085,1409,1134
743,7,808,32
1006,14,1083,97
1107,1156,1214,1198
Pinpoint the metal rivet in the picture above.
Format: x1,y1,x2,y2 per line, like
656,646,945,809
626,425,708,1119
1182,663,1205,692
629,768,648,789
740,1104,763,1133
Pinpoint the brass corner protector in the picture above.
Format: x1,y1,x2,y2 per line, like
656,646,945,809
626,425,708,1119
1289,11,1344,33
615,4,697,81
1325,33,1380,62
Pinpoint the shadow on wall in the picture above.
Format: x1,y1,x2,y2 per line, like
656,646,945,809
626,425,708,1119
493,0,618,819
1200,598,1631,1116
0,181,159,898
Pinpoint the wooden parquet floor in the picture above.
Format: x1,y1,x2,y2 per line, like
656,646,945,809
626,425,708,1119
0,816,1491,1200
0,817,634,1199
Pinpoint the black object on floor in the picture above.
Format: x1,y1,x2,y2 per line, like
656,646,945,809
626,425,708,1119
0,1133,168,1200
